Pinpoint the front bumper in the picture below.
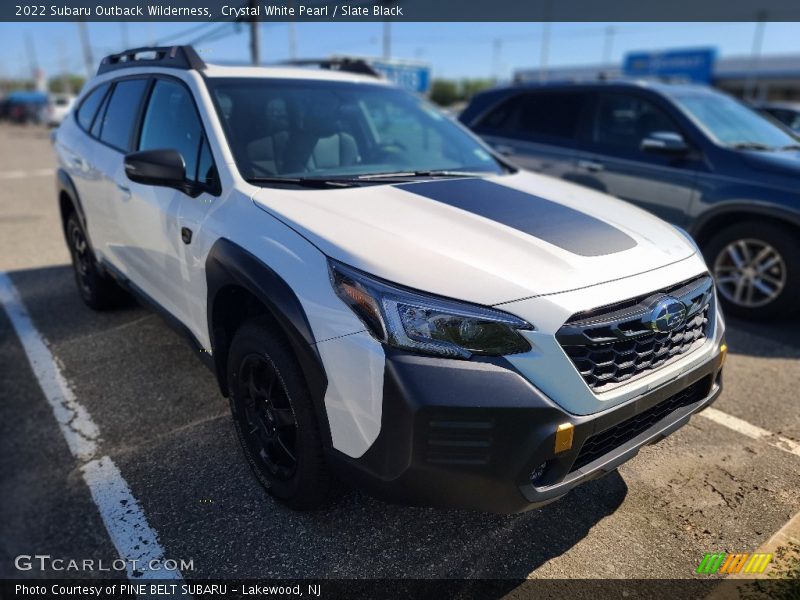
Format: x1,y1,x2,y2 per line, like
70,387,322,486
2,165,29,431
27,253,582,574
333,342,725,514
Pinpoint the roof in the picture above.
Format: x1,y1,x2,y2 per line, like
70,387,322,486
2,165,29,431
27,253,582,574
753,101,800,111
491,78,721,97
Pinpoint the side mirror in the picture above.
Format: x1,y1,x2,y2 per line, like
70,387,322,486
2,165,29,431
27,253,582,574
640,131,689,155
124,149,186,189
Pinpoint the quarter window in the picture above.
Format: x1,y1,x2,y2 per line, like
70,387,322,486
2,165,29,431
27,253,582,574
76,83,109,131
97,79,149,151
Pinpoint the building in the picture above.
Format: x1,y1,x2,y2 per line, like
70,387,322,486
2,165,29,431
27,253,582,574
514,52,800,101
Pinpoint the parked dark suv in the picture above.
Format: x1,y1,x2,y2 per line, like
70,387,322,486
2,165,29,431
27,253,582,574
460,81,800,320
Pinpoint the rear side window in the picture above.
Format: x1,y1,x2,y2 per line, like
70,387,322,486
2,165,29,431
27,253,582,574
475,95,521,131
97,79,149,151
516,93,587,140
76,83,109,131
476,92,587,144
138,79,215,185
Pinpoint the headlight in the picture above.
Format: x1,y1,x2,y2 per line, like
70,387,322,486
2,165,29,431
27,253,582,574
329,259,533,359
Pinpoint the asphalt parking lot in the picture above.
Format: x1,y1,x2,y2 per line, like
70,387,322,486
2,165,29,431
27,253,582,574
1,123,799,583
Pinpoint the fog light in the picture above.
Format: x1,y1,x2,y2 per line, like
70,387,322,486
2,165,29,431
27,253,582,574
530,462,548,485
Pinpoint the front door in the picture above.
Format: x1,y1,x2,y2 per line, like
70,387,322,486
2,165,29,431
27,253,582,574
575,91,700,226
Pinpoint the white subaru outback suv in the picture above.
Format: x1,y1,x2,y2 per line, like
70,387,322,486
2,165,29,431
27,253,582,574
54,46,726,513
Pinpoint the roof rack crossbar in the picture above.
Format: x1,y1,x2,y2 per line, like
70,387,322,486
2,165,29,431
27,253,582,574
97,45,206,75
278,58,381,78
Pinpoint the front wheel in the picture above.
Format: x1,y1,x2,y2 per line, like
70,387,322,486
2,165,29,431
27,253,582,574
227,318,331,510
704,222,800,320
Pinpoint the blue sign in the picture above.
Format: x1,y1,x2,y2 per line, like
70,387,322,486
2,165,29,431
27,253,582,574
623,48,716,84
369,60,431,94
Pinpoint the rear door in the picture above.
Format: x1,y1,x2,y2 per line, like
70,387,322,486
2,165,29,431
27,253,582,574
78,77,150,269
471,89,589,180
575,90,700,226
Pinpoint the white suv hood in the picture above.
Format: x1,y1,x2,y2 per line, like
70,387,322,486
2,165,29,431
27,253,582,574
251,171,695,306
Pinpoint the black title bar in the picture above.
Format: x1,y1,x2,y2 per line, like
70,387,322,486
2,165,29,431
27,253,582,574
4,0,800,22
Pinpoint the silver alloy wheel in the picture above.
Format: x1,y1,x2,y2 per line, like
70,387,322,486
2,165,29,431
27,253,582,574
713,238,786,308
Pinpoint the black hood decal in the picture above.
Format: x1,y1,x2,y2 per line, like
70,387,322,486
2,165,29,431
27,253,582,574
396,178,637,257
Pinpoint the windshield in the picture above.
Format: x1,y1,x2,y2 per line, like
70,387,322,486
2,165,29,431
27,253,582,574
208,78,505,182
673,91,798,149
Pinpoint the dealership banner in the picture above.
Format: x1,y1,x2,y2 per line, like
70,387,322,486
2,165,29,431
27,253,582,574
4,0,800,21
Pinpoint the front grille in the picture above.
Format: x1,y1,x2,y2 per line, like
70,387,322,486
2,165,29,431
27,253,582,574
557,275,713,392
570,376,711,472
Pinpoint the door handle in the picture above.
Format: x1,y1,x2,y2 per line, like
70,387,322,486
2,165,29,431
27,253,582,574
116,183,131,200
577,159,604,172
494,144,515,156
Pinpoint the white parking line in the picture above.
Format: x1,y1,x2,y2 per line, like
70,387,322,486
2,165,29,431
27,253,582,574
699,407,800,458
0,168,55,180
0,272,182,582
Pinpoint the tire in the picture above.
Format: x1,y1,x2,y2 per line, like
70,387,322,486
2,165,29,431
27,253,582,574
703,221,800,320
227,317,331,510
65,213,123,310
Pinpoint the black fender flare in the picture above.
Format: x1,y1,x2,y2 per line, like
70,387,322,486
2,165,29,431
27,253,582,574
205,238,331,447
56,168,93,245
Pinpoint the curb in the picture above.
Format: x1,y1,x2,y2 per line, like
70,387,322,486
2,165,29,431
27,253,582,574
705,508,800,599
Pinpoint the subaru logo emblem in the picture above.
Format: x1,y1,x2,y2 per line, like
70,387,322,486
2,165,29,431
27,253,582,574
649,297,686,333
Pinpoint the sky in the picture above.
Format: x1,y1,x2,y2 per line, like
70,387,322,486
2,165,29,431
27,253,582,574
1,21,799,81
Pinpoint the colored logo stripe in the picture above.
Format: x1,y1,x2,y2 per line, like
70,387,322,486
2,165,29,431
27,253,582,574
696,553,772,574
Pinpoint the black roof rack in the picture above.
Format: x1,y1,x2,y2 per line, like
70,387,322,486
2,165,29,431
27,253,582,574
278,58,381,78
97,45,206,75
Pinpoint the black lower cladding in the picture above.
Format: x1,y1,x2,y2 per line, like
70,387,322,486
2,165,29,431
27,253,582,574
331,346,723,514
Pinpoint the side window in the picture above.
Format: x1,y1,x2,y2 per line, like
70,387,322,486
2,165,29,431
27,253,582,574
97,79,149,151
476,92,587,146
76,83,109,131
515,92,588,143
139,79,210,183
591,93,680,155
475,95,521,132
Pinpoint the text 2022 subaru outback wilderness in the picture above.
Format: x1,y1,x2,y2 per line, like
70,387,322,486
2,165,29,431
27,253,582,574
54,46,726,513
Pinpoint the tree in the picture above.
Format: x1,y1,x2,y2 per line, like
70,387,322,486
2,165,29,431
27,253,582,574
460,78,494,101
430,79,459,107
48,75,86,95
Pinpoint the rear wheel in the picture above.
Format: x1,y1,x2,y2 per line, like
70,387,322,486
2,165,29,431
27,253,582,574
704,221,800,320
227,318,331,510
65,213,123,310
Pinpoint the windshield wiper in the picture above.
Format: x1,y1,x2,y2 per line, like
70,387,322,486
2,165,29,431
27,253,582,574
729,142,774,151
245,176,359,188
779,144,800,151
355,170,488,180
